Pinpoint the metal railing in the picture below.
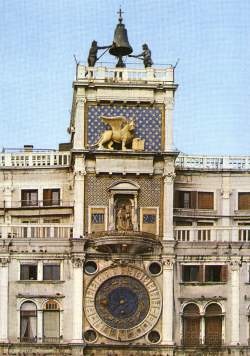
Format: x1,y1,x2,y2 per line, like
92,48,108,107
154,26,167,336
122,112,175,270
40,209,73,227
174,226,250,242
9,200,74,209
176,155,250,170
0,224,73,239
77,65,174,83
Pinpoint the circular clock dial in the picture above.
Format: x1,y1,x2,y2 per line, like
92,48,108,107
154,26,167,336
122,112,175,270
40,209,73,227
95,276,150,329
84,266,162,341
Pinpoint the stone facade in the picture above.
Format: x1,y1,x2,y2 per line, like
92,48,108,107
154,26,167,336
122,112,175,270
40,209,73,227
0,63,249,356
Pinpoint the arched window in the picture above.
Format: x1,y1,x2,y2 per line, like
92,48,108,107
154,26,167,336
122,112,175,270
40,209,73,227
183,303,200,347
20,301,37,342
43,300,60,342
205,303,223,346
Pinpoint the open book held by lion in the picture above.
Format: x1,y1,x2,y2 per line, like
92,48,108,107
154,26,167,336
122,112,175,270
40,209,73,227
92,116,135,150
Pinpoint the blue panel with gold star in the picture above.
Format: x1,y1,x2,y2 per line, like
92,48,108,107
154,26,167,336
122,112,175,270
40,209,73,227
87,105,162,151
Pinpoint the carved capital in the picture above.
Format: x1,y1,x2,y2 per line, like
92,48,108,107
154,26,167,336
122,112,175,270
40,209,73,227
72,257,85,268
220,190,232,199
76,97,87,107
162,256,175,269
0,257,9,267
164,97,174,110
164,172,176,184
230,258,241,271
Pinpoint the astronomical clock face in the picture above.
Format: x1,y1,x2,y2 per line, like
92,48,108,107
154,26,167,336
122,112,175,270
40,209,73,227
84,266,162,341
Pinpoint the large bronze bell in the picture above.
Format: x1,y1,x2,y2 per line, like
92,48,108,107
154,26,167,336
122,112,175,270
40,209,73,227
109,10,133,67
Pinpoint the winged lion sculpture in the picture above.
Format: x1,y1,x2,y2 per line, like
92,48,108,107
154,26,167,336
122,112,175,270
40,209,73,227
92,116,135,151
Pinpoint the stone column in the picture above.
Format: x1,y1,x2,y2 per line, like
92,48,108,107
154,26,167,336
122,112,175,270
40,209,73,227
230,259,240,345
0,258,9,342
162,256,175,345
164,97,175,151
73,157,86,238
71,257,84,343
73,97,86,150
37,310,43,342
163,171,175,241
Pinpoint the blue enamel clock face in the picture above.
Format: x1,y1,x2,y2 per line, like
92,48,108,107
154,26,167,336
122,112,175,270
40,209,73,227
107,286,138,318
95,275,150,329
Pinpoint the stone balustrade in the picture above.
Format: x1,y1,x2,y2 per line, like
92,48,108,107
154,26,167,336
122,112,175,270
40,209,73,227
176,154,250,170
77,65,174,83
174,226,250,242
0,224,73,239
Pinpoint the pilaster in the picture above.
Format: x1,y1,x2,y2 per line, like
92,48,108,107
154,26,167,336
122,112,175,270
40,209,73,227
163,160,176,241
0,258,9,342
73,97,86,150
230,258,241,345
164,97,175,151
73,156,86,238
162,256,175,345
71,256,84,344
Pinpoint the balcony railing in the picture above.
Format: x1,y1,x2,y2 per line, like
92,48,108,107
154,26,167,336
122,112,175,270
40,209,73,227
77,65,174,83
4,200,74,209
0,224,73,239
176,155,250,171
174,226,250,242
0,151,70,168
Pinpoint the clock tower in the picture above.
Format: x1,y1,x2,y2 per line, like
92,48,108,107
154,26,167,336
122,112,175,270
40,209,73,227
69,12,178,356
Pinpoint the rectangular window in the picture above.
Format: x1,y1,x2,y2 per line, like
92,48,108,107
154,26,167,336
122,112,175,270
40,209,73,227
205,265,227,282
182,265,202,282
43,189,60,206
20,264,37,280
198,192,214,209
43,264,60,280
238,193,250,210
21,190,38,207
174,191,197,209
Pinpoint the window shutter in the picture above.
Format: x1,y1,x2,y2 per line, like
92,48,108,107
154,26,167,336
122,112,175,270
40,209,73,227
174,191,180,208
190,191,197,209
238,193,250,210
198,265,203,283
43,311,59,338
198,192,214,209
221,265,228,282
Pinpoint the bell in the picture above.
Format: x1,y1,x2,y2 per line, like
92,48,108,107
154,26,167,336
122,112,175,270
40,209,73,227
109,10,133,67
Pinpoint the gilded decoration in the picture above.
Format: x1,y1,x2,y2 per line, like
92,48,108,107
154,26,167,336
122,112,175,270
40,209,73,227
87,105,162,151
84,266,162,341
91,116,135,151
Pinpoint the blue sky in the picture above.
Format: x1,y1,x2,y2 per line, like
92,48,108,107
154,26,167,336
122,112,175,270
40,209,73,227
1,0,250,155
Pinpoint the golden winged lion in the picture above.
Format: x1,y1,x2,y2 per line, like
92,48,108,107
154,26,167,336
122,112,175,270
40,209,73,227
92,116,135,150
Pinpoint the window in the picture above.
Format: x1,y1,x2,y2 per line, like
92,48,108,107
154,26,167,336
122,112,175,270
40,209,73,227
20,302,37,342
43,264,60,280
182,265,227,283
238,193,250,210
198,192,214,209
20,264,37,280
174,191,214,210
205,265,227,283
43,300,60,342
21,190,38,207
182,265,202,282
205,304,223,346
183,304,200,347
43,189,60,206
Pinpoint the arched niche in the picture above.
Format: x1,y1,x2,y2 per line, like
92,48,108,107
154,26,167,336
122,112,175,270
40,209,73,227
108,180,140,231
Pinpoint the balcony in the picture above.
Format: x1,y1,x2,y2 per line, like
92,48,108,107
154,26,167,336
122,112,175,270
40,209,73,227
76,64,174,84
86,230,161,254
0,224,73,239
174,208,217,218
174,226,250,242
9,200,74,209
176,154,250,171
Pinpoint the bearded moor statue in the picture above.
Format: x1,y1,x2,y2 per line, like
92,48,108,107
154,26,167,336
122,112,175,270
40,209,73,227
92,116,135,151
